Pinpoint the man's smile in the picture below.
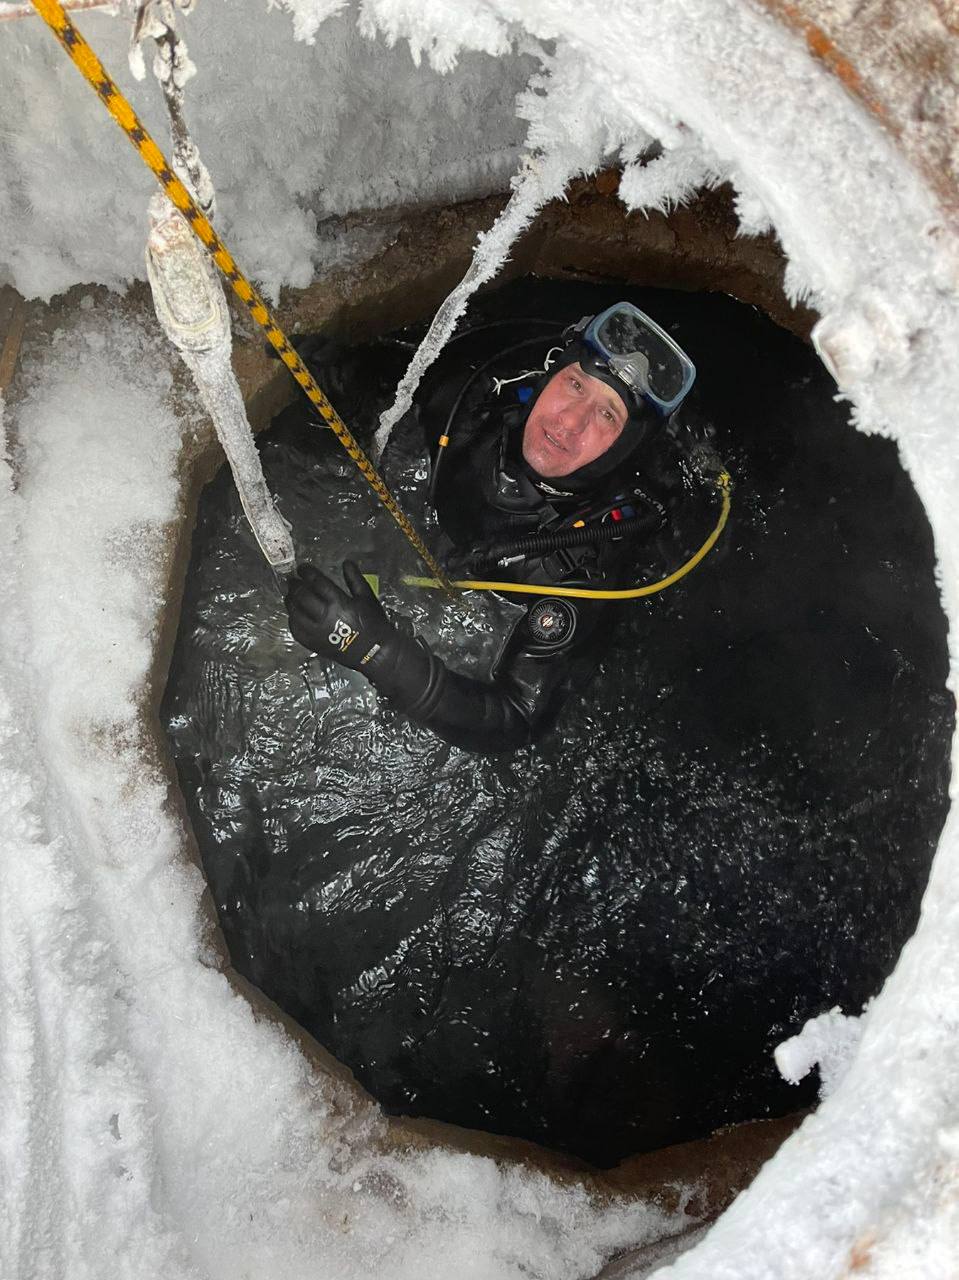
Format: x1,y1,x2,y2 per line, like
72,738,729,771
541,427,569,453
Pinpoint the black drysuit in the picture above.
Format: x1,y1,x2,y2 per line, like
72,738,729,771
359,377,684,753
285,352,689,755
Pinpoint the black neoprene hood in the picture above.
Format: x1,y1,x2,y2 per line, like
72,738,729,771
521,339,660,493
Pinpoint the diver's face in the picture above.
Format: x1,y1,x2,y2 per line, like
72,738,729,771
522,363,627,478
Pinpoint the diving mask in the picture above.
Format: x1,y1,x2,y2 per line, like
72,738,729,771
581,302,696,417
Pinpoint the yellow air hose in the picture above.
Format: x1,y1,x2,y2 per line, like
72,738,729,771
403,471,732,600
29,0,452,593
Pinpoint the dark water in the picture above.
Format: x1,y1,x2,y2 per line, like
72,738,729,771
162,280,952,1166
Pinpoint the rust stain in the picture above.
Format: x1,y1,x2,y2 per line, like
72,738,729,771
846,1230,877,1270
930,0,959,38
760,0,958,230
805,24,873,105
771,2,887,121
0,289,28,396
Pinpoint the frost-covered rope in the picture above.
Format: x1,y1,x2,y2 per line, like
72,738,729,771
129,0,215,217
370,149,577,461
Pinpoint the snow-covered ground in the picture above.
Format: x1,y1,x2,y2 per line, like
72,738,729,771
1,2,958,1278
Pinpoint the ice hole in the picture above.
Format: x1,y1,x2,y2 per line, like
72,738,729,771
158,186,951,1174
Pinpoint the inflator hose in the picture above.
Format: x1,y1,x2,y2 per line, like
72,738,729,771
467,508,664,569
429,327,565,503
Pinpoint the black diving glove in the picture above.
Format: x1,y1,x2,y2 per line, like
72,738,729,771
285,559,569,753
285,560,401,673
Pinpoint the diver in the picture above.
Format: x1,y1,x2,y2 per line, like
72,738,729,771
285,301,703,754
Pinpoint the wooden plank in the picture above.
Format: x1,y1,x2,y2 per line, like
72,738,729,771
0,287,28,396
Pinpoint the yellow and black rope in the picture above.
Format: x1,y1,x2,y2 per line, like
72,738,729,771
30,0,450,590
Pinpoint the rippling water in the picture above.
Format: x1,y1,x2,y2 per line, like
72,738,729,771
162,281,952,1165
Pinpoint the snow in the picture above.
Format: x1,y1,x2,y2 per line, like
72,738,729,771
774,1008,866,1099
1,0,959,1277
1,306,684,1278
0,2,534,300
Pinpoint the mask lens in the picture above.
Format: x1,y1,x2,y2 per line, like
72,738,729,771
588,303,696,412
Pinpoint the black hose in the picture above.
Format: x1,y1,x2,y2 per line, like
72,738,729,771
467,507,664,569
429,329,565,503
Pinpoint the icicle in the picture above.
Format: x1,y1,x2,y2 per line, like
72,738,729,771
136,5,289,568
145,195,295,572
370,148,576,461
130,0,215,217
